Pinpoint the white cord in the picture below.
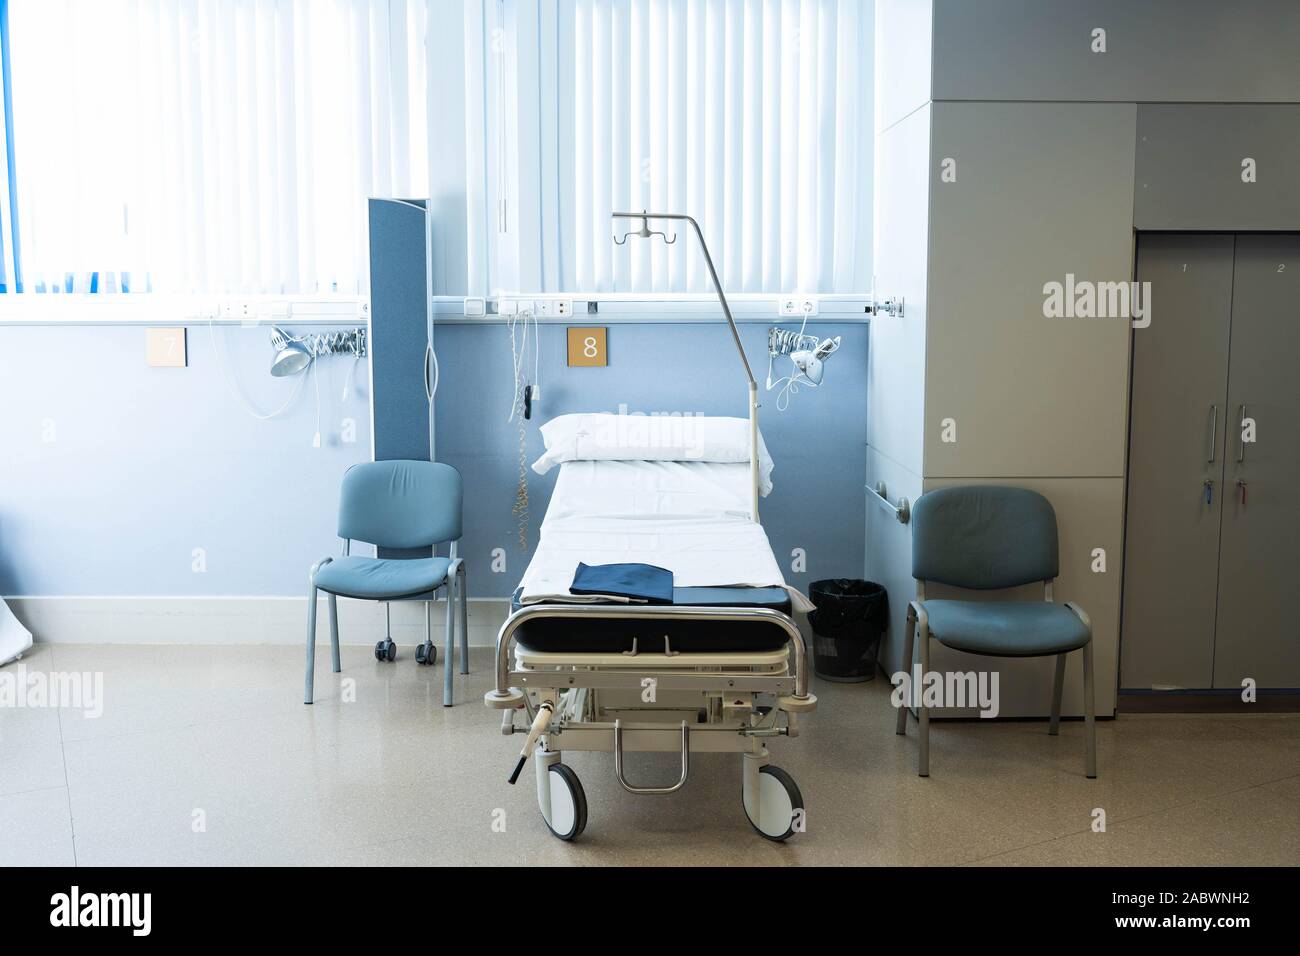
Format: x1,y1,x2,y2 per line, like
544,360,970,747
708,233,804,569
207,319,306,420
507,307,537,422
311,359,322,447
506,307,539,548
341,354,358,401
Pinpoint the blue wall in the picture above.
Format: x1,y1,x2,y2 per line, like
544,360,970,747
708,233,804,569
434,320,868,598
0,319,867,598
0,324,371,595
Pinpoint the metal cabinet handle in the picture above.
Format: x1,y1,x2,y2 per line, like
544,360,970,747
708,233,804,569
423,344,433,402
1237,403,1248,463
1207,404,1218,463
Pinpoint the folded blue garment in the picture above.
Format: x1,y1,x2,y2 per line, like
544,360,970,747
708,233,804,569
570,562,675,604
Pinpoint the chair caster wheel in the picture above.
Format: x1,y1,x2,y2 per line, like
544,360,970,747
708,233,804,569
415,642,437,666
375,639,396,662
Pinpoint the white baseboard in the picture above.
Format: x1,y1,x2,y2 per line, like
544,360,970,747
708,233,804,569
3,596,512,647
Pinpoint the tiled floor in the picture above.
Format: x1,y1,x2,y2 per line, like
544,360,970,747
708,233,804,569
1,642,1296,866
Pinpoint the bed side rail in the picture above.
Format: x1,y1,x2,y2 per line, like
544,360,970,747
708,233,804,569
483,602,814,706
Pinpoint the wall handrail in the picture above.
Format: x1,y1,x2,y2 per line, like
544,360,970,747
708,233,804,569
868,481,910,524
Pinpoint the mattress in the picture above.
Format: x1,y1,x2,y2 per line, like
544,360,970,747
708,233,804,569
510,586,794,653
515,459,814,617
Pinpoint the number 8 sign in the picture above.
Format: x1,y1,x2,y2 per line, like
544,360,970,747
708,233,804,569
567,327,608,367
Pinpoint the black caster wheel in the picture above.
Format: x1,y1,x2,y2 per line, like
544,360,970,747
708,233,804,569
415,642,437,666
541,763,588,842
742,765,804,842
375,639,397,662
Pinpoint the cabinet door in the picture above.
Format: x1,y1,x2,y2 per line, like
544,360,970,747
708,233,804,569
1121,234,1234,689
368,198,432,464
1213,235,1300,689
368,198,433,558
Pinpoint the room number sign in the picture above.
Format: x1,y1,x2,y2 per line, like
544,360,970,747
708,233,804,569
567,327,608,367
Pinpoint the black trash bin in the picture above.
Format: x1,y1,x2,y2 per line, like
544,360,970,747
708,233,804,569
808,579,889,682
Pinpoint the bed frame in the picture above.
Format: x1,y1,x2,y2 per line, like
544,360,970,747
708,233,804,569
484,602,817,841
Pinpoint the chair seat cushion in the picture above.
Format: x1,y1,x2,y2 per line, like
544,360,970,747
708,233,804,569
923,600,1090,657
314,556,452,600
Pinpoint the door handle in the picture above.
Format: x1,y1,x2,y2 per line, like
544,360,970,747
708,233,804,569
1236,403,1248,463
423,344,433,402
1207,404,1218,463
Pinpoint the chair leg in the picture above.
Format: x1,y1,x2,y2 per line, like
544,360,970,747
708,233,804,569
328,593,341,673
918,625,930,777
1048,652,1067,735
457,564,470,674
304,584,318,705
1083,639,1097,778
424,599,432,659
896,606,916,736
442,583,455,707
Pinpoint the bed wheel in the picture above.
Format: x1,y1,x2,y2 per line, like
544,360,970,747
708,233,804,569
415,641,436,666
742,765,803,842
541,763,588,842
375,638,396,662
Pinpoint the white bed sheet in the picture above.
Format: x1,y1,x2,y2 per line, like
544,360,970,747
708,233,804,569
516,460,814,612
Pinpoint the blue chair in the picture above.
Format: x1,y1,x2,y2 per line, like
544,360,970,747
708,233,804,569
304,460,468,707
896,486,1096,778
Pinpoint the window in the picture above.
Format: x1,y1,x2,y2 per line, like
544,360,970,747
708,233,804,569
451,0,874,297
0,0,872,299
3,0,430,295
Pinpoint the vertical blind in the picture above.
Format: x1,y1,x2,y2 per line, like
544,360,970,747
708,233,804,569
5,0,430,294
465,0,873,296
0,0,872,298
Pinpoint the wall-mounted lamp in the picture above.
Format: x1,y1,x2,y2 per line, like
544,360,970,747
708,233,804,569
767,325,841,409
269,326,367,377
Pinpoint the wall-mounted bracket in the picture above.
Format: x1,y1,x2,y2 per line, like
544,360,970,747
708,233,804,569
867,297,904,318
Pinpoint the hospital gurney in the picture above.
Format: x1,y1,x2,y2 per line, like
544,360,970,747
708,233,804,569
484,586,817,842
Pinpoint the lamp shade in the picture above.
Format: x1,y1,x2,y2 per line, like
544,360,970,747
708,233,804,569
271,342,312,377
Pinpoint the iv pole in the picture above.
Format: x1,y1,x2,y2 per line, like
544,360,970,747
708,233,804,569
612,211,760,522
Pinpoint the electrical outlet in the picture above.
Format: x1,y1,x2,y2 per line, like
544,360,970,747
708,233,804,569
800,298,819,315
535,299,554,317
777,298,800,316
219,300,255,320
554,298,573,318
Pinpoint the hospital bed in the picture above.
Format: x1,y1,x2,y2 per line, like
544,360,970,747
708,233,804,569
484,443,818,842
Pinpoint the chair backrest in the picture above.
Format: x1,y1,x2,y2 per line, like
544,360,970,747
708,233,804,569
337,460,463,550
911,486,1059,590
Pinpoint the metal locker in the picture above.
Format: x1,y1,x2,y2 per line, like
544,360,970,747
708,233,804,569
1213,235,1300,688
1121,234,1235,689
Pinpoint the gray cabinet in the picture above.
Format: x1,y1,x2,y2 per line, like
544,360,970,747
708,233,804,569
1122,234,1234,689
367,197,435,559
1122,233,1300,690
368,197,434,464
1213,235,1300,688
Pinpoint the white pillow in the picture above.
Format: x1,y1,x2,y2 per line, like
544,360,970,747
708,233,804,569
532,412,775,495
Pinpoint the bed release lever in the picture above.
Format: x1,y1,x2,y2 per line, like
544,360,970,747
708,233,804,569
508,701,554,785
